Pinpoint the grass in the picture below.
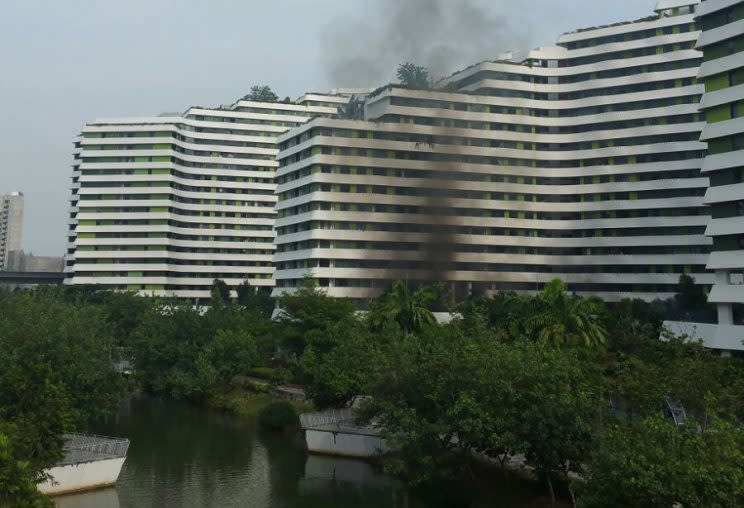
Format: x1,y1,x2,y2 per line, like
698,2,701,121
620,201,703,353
209,387,311,418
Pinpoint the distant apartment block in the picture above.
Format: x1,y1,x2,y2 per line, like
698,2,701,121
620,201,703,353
6,250,64,272
65,92,358,300
274,0,712,304
0,192,24,270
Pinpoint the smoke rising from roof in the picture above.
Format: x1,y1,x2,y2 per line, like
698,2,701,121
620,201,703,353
321,0,526,87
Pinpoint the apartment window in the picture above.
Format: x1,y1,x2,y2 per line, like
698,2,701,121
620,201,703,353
734,136,742,152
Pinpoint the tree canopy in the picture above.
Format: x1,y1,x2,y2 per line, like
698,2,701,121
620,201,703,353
243,85,279,102
1,277,742,506
396,62,431,89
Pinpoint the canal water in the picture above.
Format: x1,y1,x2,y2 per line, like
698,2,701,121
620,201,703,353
54,395,560,508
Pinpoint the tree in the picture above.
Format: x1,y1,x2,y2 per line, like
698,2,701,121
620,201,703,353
396,62,431,89
210,279,231,306
604,298,661,353
359,326,488,486
526,279,607,347
580,417,744,508
0,287,129,506
658,332,742,431
0,358,69,474
243,85,278,102
0,287,127,428
368,280,439,338
606,354,666,421
360,323,601,503
99,290,155,346
494,342,600,505
300,320,383,408
0,434,53,508
675,273,707,311
276,278,357,356
197,329,258,384
236,280,274,319
482,291,531,340
133,303,214,399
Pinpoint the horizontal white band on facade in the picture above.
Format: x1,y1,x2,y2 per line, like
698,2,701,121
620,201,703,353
698,51,744,79
704,182,744,204
273,248,708,265
695,0,742,19
696,18,744,48
708,282,744,304
701,149,744,173
706,217,744,237
699,82,744,109
700,116,744,141
707,249,744,270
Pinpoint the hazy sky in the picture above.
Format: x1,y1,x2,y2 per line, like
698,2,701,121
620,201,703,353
1,0,655,255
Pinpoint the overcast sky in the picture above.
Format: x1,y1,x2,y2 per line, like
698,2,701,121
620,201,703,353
1,0,655,255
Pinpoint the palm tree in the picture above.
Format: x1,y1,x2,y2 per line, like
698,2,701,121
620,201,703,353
526,279,607,347
370,280,438,338
485,291,531,339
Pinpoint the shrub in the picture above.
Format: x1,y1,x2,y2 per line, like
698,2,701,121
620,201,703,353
257,400,298,431
248,367,274,380
246,380,270,393
270,368,293,386
210,393,242,415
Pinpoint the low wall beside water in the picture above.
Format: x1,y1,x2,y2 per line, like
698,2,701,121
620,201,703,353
305,428,388,458
38,433,129,496
38,457,126,495
300,408,389,458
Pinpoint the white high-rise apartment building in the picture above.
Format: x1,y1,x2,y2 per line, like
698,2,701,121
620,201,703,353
0,192,24,270
274,1,713,305
65,93,352,300
666,0,744,352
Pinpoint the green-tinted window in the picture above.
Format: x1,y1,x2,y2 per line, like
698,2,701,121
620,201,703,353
705,72,729,92
708,137,733,154
707,104,731,123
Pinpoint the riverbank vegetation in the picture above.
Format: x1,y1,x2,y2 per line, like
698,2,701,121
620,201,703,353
1,275,742,507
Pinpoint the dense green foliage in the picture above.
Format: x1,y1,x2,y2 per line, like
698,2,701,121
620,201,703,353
368,280,439,338
1,273,742,506
290,277,744,506
132,303,263,400
580,417,744,507
0,434,51,507
0,287,131,506
242,85,279,102
396,62,431,88
257,401,298,431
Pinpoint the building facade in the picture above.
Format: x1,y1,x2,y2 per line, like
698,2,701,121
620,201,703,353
6,251,64,272
274,0,713,305
699,0,744,325
665,0,744,352
0,192,24,271
65,93,351,300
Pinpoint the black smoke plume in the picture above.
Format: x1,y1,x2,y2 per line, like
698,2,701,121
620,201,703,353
321,0,526,87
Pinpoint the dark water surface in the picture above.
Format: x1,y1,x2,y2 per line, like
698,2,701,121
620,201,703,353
54,395,556,508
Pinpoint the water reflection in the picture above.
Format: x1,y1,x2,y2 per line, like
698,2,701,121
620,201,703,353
55,488,120,508
297,455,412,508
54,395,551,508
